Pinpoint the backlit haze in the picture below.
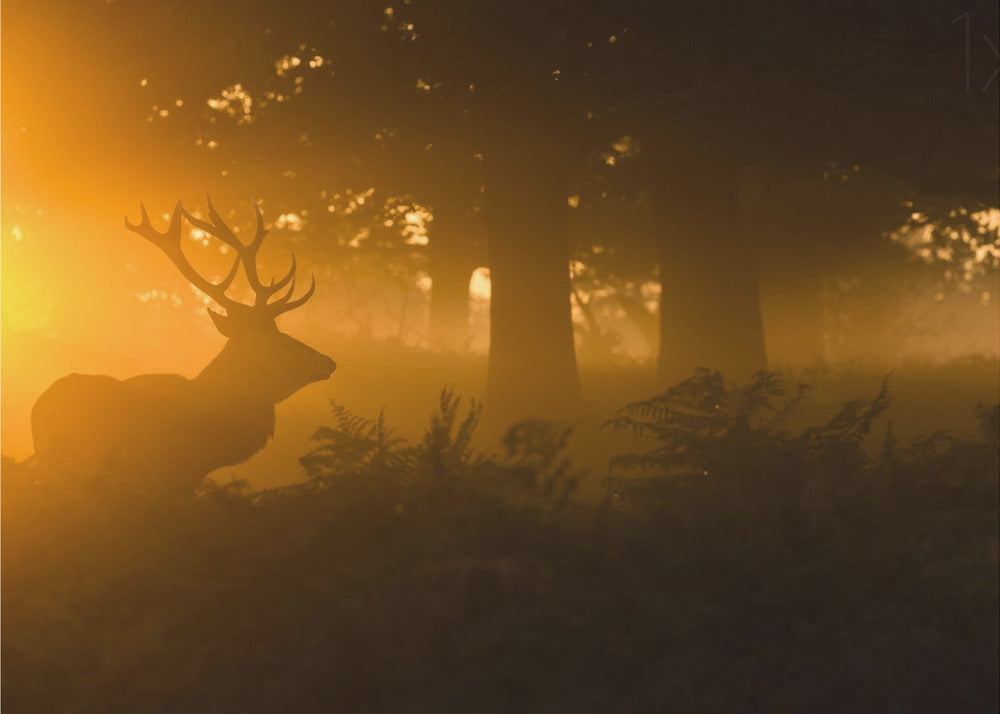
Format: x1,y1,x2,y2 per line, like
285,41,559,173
2,1,998,486
3,4,999,711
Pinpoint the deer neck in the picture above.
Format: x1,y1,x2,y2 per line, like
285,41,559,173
192,341,277,460
194,341,275,406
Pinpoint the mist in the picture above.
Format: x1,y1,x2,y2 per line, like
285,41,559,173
2,1,998,711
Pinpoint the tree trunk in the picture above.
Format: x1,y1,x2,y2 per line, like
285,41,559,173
483,159,580,422
422,142,486,352
655,152,768,385
758,258,826,367
427,207,481,352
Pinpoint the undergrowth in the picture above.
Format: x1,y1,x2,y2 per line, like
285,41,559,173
2,376,997,714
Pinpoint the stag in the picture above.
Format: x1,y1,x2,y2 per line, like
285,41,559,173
31,198,336,497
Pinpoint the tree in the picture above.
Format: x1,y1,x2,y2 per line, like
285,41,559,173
604,0,998,379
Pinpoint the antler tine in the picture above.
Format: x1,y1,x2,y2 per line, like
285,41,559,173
269,253,298,292
240,198,304,303
267,273,316,318
182,196,280,301
250,198,269,251
180,195,246,256
125,202,178,239
124,202,151,233
125,201,241,313
216,251,242,293
242,197,282,301
273,274,297,304
203,194,244,247
204,196,288,302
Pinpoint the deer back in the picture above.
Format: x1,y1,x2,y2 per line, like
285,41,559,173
31,372,277,493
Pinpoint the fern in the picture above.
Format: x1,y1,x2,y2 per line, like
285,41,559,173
300,401,416,483
300,390,484,485
498,419,581,510
298,388,585,513
801,376,890,450
604,369,808,476
419,388,483,479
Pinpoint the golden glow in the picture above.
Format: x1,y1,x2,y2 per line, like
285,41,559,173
402,206,432,246
415,271,432,296
207,84,255,124
275,55,303,76
0,0,996,467
1,273,55,334
892,207,1000,294
134,289,182,307
274,213,305,232
469,268,492,301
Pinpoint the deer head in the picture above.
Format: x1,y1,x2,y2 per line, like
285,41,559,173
125,197,336,402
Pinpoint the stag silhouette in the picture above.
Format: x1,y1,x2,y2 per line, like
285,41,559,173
31,198,336,497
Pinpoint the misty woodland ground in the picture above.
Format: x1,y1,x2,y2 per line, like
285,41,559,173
2,375,998,714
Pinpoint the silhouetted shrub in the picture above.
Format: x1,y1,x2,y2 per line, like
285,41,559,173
300,401,417,484
602,370,894,518
298,388,577,509
2,376,997,714
417,388,483,480
605,369,811,475
492,418,582,512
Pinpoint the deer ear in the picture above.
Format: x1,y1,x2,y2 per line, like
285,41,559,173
207,308,235,337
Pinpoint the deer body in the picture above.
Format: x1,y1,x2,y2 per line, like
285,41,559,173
32,373,276,493
31,199,336,496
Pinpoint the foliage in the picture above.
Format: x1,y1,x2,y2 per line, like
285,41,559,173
299,388,575,509
893,205,1000,290
601,371,998,548
418,388,483,479
300,402,416,484
299,387,489,487
605,368,896,478
498,419,581,510
605,369,812,475
2,378,997,714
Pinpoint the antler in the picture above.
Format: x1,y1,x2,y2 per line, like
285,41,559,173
126,197,315,318
125,202,242,312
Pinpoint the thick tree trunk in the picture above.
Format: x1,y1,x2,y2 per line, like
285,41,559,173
655,152,768,385
483,160,580,422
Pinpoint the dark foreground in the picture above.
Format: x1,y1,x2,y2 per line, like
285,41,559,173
3,379,998,713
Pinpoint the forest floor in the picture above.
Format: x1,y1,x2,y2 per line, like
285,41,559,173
2,368,998,713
